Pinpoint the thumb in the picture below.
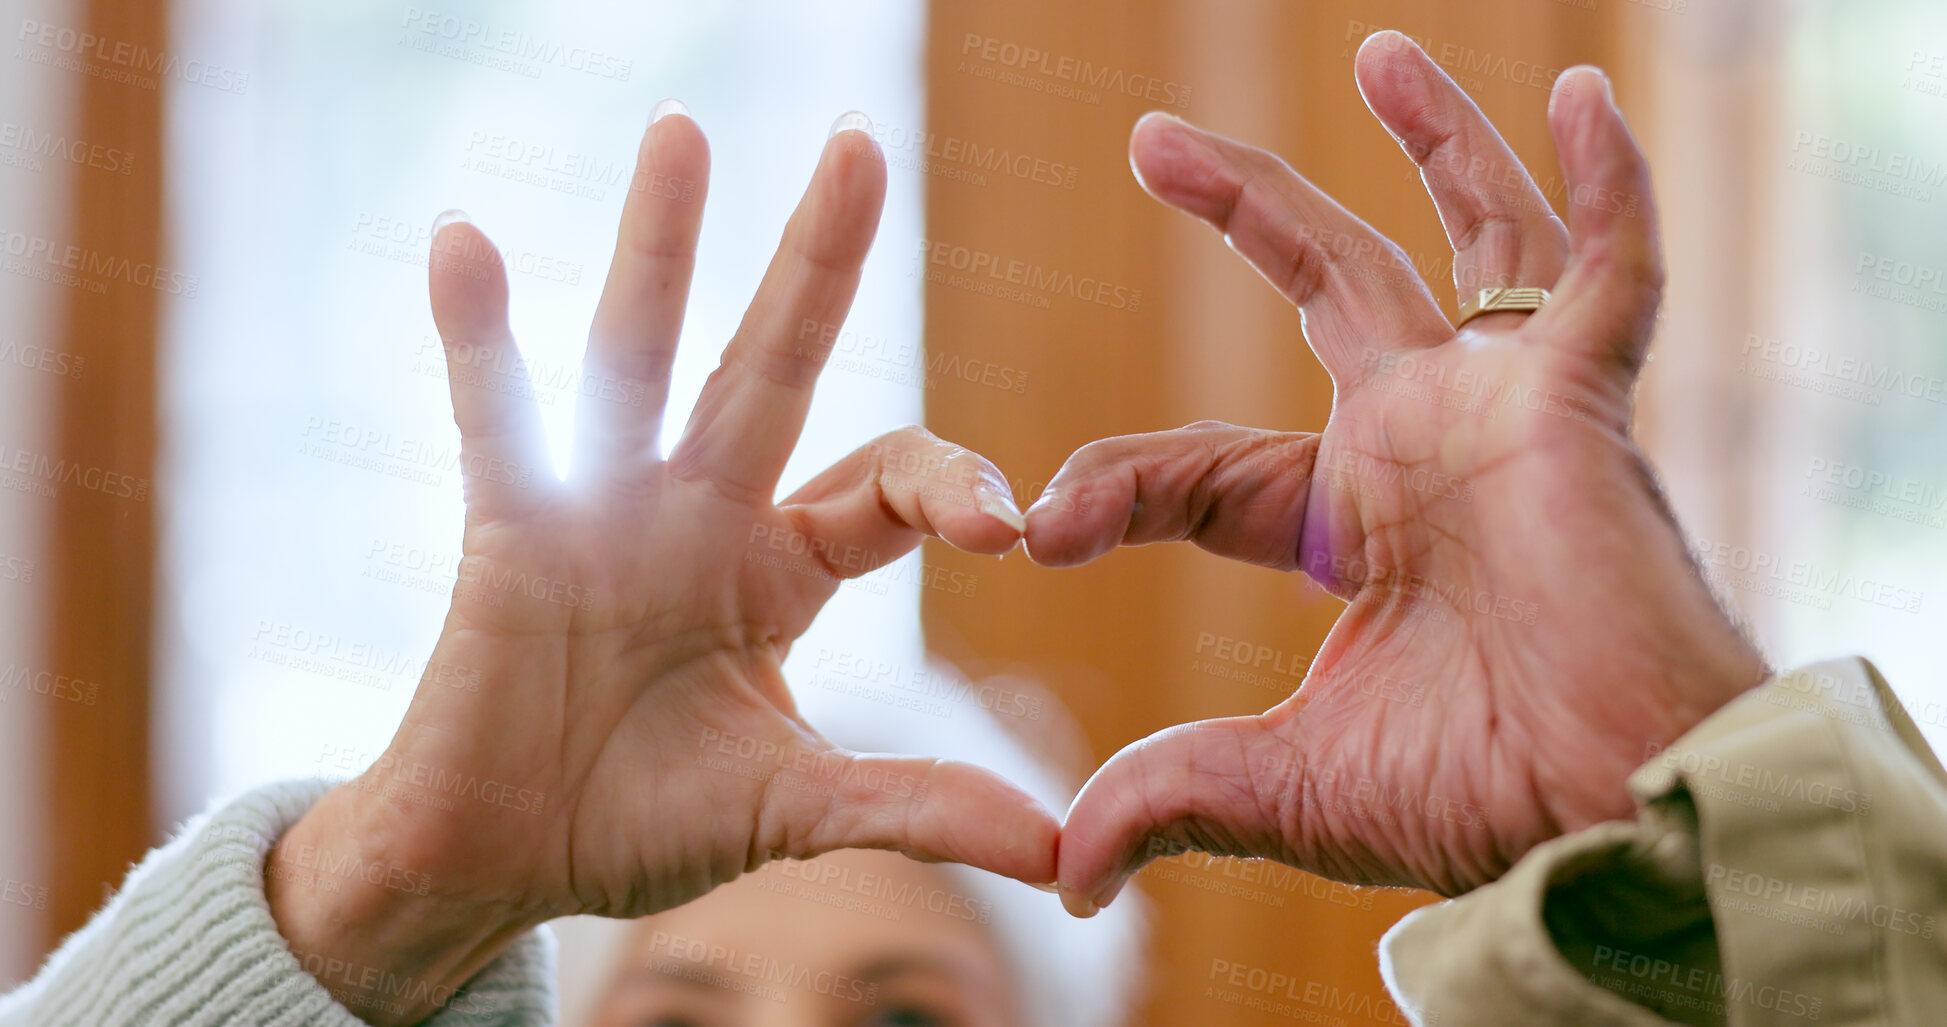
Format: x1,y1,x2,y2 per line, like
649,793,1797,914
1057,716,1295,917
767,748,1061,887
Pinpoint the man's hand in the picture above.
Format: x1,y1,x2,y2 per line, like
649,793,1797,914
265,108,1053,1025
1032,33,1767,913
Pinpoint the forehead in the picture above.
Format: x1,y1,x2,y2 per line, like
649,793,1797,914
622,848,1012,986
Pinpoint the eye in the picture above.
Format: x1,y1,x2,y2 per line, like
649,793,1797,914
866,1006,951,1027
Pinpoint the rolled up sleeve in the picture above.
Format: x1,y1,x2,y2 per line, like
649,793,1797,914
1379,658,1947,1026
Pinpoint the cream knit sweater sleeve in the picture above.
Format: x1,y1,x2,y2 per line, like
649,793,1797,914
0,778,556,1027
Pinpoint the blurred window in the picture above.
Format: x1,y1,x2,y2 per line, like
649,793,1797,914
1734,0,1947,750
159,0,933,818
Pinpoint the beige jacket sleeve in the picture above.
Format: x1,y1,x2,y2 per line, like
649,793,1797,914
1378,658,1947,1026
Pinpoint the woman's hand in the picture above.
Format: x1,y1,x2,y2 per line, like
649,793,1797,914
266,108,1053,1025
1033,33,1767,912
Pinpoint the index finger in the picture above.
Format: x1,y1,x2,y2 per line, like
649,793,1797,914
1354,30,1571,306
1023,421,1321,570
669,113,887,500
1128,113,1455,381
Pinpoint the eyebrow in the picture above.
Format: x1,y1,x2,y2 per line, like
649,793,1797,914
625,951,986,996
852,953,983,987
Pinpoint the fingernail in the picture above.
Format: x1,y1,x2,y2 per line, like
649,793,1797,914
975,486,1027,534
1556,65,1613,113
829,109,872,138
432,208,469,234
1362,28,1413,52
1580,65,1615,103
1028,881,1060,894
651,97,690,125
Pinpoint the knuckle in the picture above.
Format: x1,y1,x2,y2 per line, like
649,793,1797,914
868,423,938,464
1070,436,1125,464
1180,419,1240,434
1279,230,1332,306
883,423,938,448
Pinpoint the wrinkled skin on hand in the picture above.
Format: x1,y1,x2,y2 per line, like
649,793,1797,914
1029,33,1767,912
268,112,1054,1026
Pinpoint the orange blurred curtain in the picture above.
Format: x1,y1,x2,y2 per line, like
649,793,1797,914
38,0,164,950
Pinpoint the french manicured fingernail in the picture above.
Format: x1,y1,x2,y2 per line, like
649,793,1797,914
829,110,872,138
1578,65,1615,103
975,486,1027,534
651,97,690,125
1554,65,1611,116
1363,28,1413,52
432,208,469,234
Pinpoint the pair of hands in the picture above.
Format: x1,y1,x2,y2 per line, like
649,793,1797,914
269,32,1765,1025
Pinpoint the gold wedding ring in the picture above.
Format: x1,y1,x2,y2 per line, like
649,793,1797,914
1457,287,1550,328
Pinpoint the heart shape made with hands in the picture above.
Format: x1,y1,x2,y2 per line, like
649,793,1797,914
308,38,1764,982
1017,31,1764,916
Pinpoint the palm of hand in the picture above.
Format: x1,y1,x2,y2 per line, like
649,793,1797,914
385,113,1054,925
1039,35,1765,912
439,479,820,917
1289,336,1744,893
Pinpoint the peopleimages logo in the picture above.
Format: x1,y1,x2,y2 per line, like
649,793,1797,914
645,931,878,1005
795,321,1031,396
1690,536,1924,614
771,858,995,924
0,442,149,501
1588,946,1823,1022
0,662,101,706
870,121,1079,190
398,8,632,81
809,648,1045,722
1355,347,1588,423
0,122,134,175
1788,131,1946,202
0,227,198,296
1738,333,1947,407
1207,958,1411,1026
1351,20,1563,93
0,879,47,911
1853,251,1947,314
915,239,1143,312
958,33,1191,109
1704,863,1936,939
14,19,250,94
1644,744,1874,816
0,339,83,378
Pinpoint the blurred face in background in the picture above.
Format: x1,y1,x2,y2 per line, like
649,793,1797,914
587,848,1021,1027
